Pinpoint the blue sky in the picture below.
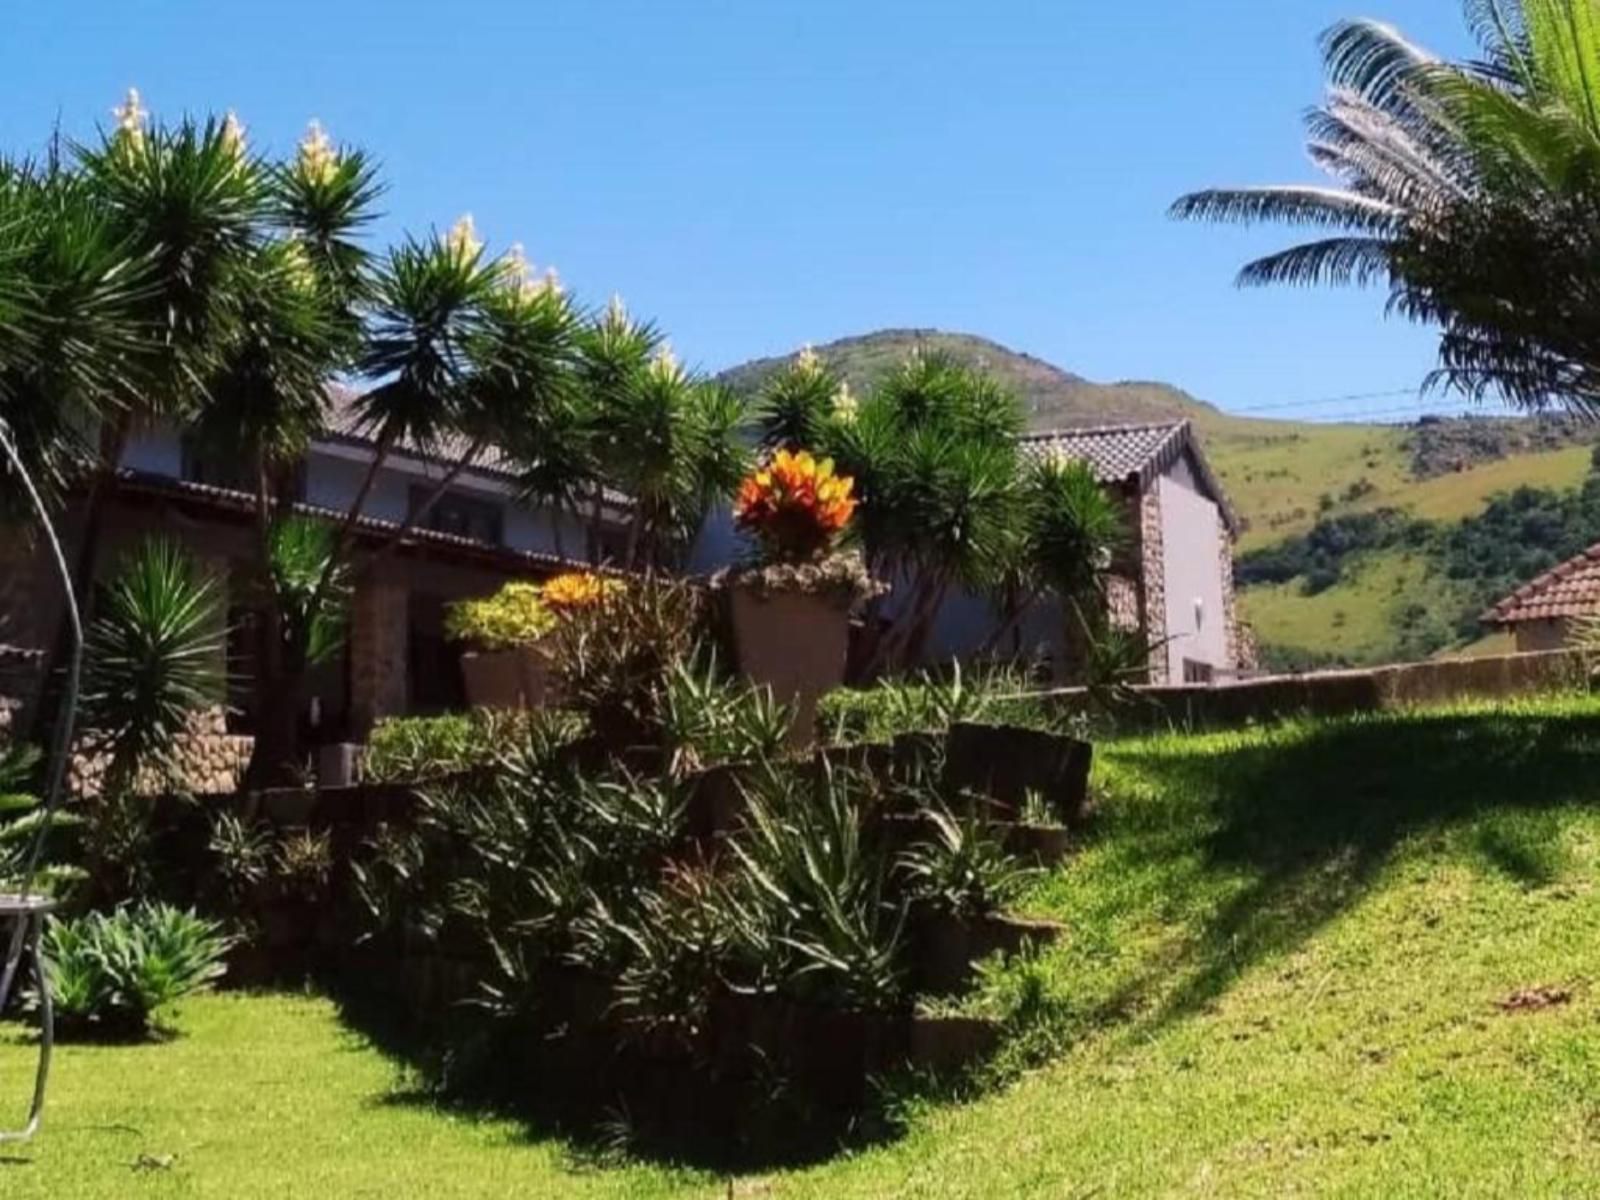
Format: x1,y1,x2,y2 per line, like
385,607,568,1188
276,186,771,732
7,1,1488,421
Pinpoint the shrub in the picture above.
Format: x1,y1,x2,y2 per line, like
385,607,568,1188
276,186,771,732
40,902,231,1040
363,709,582,783
540,571,623,614
445,582,556,650
818,660,1043,744
544,575,704,747
0,741,84,897
659,655,792,776
721,764,906,1011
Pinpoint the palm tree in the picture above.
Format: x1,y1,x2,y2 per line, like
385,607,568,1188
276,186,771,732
1173,3,1600,413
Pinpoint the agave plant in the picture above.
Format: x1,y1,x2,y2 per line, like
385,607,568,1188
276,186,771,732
723,764,906,1011
40,902,232,1040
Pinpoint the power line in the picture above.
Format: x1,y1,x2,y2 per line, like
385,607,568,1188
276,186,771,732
1224,387,1422,416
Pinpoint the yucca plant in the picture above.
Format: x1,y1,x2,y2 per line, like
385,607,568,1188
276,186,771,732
39,902,231,1040
82,538,225,797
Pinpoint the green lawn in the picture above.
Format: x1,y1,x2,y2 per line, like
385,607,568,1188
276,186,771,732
9,696,1600,1196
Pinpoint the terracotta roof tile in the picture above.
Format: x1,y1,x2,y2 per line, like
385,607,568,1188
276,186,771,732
1485,543,1600,625
1018,420,1239,535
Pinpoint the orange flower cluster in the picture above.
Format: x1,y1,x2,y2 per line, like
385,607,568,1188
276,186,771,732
734,449,857,562
541,571,622,612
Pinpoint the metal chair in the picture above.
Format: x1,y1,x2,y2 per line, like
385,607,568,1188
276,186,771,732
0,418,82,1143
0,894,55,1142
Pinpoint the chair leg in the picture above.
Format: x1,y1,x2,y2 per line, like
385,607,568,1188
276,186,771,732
0,915,50,1144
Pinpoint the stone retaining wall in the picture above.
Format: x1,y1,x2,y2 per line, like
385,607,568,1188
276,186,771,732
67,707,254,797
1046,648,1591,732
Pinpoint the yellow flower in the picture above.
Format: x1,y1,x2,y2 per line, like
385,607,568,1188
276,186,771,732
796,344,821,375
650,344,682,382
298,119,338,184
113,87,147,150
221,110,246,158
832,381,858,424
447,213,482,259
1042,444,1075,474
607,293,628,325
541,571,622,612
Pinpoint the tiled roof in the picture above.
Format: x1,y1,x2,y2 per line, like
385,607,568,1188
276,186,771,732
1018,420,1239,535
1485,543,1600,625
111,470,596,575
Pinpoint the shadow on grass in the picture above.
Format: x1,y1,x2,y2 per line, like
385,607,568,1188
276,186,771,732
1101,705,1600,1029
323,967,919,1175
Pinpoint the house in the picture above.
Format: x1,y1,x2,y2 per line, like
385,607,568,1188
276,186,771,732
929,420,1245,683
692,418,1247,684
0,388,628,743
0,408,1245,745
1483,542,1600,651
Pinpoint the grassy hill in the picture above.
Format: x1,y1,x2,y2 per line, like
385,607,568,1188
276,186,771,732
723,330,1600,666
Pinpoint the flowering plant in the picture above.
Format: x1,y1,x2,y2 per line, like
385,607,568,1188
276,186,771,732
445,582,555,650
734,449,857,563
541,571,623,613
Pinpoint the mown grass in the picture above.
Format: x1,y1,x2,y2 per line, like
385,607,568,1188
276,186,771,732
8,695,1600,1196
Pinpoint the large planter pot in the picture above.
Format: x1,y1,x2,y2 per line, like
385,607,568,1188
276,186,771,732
460,645,555,711
729,585,852,747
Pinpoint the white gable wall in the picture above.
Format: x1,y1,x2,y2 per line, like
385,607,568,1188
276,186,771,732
1156,453,1230,679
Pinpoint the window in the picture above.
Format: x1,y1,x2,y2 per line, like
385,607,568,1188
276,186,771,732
1182,658,1215,685
409,486,503,546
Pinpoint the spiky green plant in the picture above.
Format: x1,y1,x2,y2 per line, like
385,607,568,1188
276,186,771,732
39,902,231,1040
82,538,225,795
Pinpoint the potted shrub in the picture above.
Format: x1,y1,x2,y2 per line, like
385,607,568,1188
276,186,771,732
721,449,879,745
447,581,555,710
449,573,620,712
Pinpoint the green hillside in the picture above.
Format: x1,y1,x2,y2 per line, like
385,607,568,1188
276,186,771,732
721,330,1600,667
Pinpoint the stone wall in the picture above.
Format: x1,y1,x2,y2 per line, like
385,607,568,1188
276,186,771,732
1138,488,1168,684
349,572,409,734
68,707,254,797
1045,648,1591,732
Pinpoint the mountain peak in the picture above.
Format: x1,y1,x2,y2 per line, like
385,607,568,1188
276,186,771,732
717,328,1217,431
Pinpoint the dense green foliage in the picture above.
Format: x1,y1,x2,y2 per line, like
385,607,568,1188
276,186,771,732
1240,463,1600,651
40,902,230,1040
1236,509,1431,595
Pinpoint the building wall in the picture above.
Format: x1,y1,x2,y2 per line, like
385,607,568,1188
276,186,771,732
1513,617,1571,653
1156,455,1231,682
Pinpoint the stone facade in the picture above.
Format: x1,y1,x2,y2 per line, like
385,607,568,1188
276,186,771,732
1216,520,1246,674
1138,488,1168,684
